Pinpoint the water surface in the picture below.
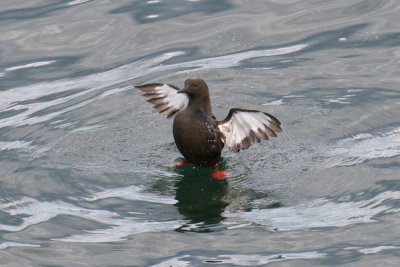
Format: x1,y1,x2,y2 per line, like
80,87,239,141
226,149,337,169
1,0,400,266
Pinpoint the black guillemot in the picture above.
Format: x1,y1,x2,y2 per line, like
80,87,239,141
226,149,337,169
135,78,282,170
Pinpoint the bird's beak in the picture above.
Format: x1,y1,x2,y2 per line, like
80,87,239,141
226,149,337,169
177,86,189,94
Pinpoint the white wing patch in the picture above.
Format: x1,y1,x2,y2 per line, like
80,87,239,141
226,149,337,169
135,83,189,118
218,109,282,152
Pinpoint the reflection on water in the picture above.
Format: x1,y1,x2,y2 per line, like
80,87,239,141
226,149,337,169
174,163,228,228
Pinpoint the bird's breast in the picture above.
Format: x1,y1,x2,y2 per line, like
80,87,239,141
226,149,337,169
172,109,223,164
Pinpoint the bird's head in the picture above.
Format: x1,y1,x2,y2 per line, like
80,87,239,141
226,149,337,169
178,78,209,98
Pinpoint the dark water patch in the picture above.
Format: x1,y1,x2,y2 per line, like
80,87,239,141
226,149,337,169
340,31,400,49
110,0,234,24
276,23,369,54
0,0,81,21
267,23,400,53
370,161,400,169
0,56,82,90
304,76,327,80
282,0,388,26
0,108,28,120
0,209,27,227
11,89,84,107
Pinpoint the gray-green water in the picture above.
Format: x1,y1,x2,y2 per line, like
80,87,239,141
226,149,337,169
1,0,400,266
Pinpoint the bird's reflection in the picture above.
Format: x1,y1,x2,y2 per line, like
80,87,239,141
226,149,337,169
173,160,229,231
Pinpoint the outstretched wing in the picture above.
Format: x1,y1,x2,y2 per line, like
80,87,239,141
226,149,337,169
135,83,189,118
217,108,282,152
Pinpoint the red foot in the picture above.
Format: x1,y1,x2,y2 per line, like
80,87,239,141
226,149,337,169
211,171,231,180
172,160,189,167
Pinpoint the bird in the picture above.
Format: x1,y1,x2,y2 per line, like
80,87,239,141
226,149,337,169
135,78,282,171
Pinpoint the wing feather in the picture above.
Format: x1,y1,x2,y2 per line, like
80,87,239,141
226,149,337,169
135,83,189,119
218,108,282,152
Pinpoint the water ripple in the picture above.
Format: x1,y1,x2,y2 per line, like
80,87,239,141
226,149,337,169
0,241,40,250
5,60,56,72
0,43,306,130
327,126,400,167
0,140,33,151
223,190,400,231
345,245,400,255
82,185,177,205
67,0,93,6
0,195,182,243
2,186,398,243
151,251,325,266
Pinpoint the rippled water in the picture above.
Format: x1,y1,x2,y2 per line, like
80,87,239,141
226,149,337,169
1,0,400,266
